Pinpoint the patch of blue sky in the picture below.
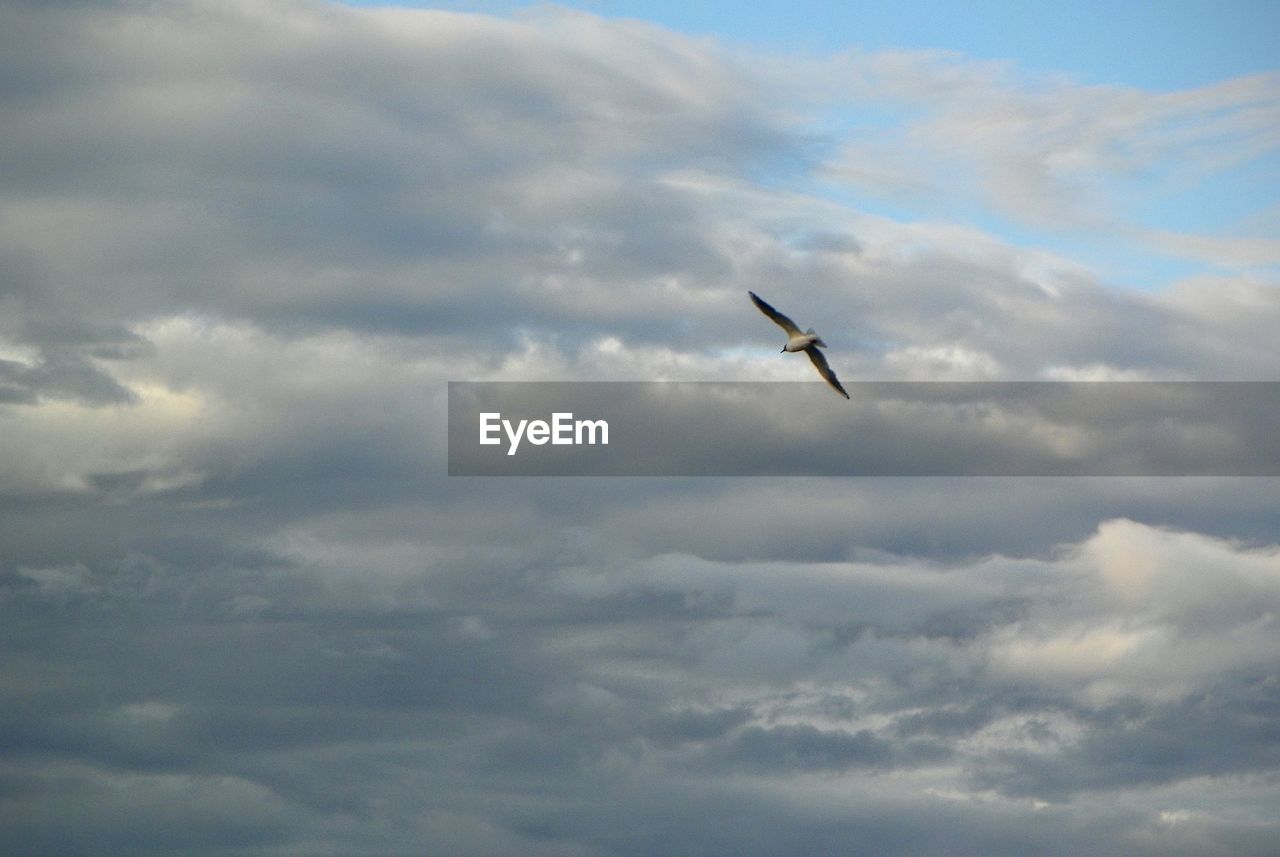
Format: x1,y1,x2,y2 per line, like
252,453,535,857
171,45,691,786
1130,151,1280,236
339,1,1275,287
799,170,1208,291
354,1,1280,90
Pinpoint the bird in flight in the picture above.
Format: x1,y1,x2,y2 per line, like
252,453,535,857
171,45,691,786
748,291,849,399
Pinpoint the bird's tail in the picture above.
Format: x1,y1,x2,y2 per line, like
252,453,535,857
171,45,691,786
807,328,828,348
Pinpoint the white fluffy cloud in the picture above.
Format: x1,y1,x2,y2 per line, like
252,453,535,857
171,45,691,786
989,519,1280,701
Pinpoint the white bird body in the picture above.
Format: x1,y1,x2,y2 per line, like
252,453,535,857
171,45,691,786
748,291,849,399
782,331,825,352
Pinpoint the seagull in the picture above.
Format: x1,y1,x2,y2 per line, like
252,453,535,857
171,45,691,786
748,291,849,399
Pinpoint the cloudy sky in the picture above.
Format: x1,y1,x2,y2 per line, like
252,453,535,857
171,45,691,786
2,1,1278,854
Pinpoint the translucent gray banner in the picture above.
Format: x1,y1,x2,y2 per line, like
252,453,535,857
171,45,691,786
448,382,1280,476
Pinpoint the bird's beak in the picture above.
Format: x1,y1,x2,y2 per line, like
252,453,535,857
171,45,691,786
780,347,786,353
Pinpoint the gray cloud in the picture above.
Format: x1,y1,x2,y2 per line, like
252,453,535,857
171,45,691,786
1,1,1277,855
4,506,1279,855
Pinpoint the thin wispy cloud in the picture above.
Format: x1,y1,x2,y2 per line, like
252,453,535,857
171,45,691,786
818,52,1280,265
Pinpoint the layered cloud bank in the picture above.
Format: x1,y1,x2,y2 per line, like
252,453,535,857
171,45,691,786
6,504,1280,856
1,1,1277,855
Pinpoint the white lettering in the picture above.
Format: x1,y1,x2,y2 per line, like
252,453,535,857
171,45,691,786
552,412,573,444
502,418,527,456
576,418,608,446
479,413,501,445
526,420,550,446
481,412,608,456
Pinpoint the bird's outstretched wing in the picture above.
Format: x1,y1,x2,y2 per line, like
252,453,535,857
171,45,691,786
805,345,850,399
748,291,801,335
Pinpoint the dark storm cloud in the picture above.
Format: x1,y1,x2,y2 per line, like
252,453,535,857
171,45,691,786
694,723,895,773
968,677,1280,800
0,346,141,406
